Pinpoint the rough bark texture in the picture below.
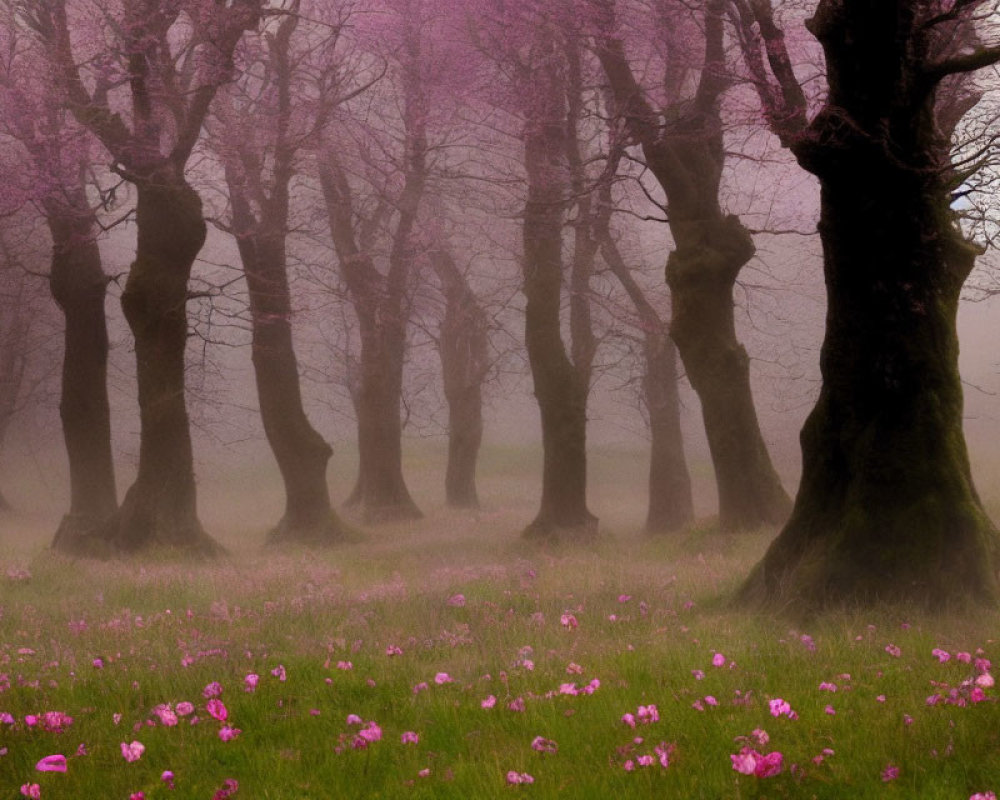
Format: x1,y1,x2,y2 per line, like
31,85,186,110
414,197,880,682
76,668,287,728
78,176,219,556
595,0,790,530
667,214,789,528
432,248,488,509
46,204,118,552
521,50,597,540
738,0,1000,610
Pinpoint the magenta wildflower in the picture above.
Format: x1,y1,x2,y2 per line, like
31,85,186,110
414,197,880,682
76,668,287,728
447,593,466,607
35,754,67,773
161,770,175,789
20,784,41,799
243,673,259,693
401,731,419,744
885,644,902,658
482,695,497,709
120,741,145,763
434,672,453,685
206,699,228,722
560,613,578,629
211,778,239,799
175,702,195,716
508,697,525,712
153,705,178,727
531,736,558,754
881,764,900,782
969,793,997,800
712,653,726,667
386,645,403,656
506,771,534,785
818,682,837,692
271,665,286,681
202,682,223,699
932,648,951,662
218,726,242,742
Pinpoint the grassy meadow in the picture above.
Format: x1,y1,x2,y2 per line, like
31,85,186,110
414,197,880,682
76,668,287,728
2,444,1000,798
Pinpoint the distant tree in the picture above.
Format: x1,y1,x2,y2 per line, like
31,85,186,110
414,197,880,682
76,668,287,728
0,227,34,512
317,0,434,522
27,0,262,554
733,0,1000,608
592,0,792,530
427,239,489,508
0,8,118,544
211,1,356,545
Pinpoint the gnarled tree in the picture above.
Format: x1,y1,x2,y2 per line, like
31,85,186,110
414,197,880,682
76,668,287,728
734,0,1000,609
592,0,791,530
28,0,262,554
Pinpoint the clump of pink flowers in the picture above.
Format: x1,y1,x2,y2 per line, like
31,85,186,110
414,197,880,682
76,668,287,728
506,771,534,785
731,747,783,778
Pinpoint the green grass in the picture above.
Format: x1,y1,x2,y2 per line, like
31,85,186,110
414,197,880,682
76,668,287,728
2,447,1000,798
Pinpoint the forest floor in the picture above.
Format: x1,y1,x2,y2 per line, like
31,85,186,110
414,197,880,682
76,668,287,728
2,445,1000,798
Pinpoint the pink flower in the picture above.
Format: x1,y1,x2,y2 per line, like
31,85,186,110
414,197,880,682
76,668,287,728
412,682,428,694
212,778,239,799
621,713,636,728
175,702,195,716
691,669,705,680
386,645,403,656
881,764,900,782
206,699,228,722
130,794,145,800
768,698,793,717
243,673,259,693
957,651,973,663
337,661,352,671
506,771,534,785
731,749,757,775
35,754,67,773
161,771,175,788
401,731,419,744
885,644,902,658
818,682,837,692
755,751,783,778
531,736,557,753
970,793,997,800
481,695,497,709
447,593,466,607
750,728,770,747
353,721,382,748
153,705,178,727
704,696,719,706
825,704,836,715
202,682,223,699
218,726,241,742
271,665,286,681
20,785,41,799
932,648,951,662
508,697,525,712
712,653,726,667
418,768,430,778
637,704,659,724
120,741,145,762
560,613,578,629
977,673,995,689
434,672,453,685
346,714,363,725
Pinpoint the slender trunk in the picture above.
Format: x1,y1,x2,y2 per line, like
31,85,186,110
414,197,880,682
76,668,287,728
521,60,596,539
236,230,345,544
46,209,118,552
436,257,488,509
85,175,219,555
667,213,790,529
643,327,693,532
600,235,693,532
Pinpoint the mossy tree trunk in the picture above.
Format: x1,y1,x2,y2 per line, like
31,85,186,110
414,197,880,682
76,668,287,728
432,247,488,509
89,175,219,555
595,0,790,530
521,48,597,540
737,0,1000,609
46,203,118,552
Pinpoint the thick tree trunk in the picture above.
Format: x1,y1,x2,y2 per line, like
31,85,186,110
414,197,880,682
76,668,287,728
667,214,791,529
739,0,1000,610
46,210,118,552
81,176,219,556
643,328,693,532
741,179,997,608
521,66,597,540
344,331,422,522
236,232,346,545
